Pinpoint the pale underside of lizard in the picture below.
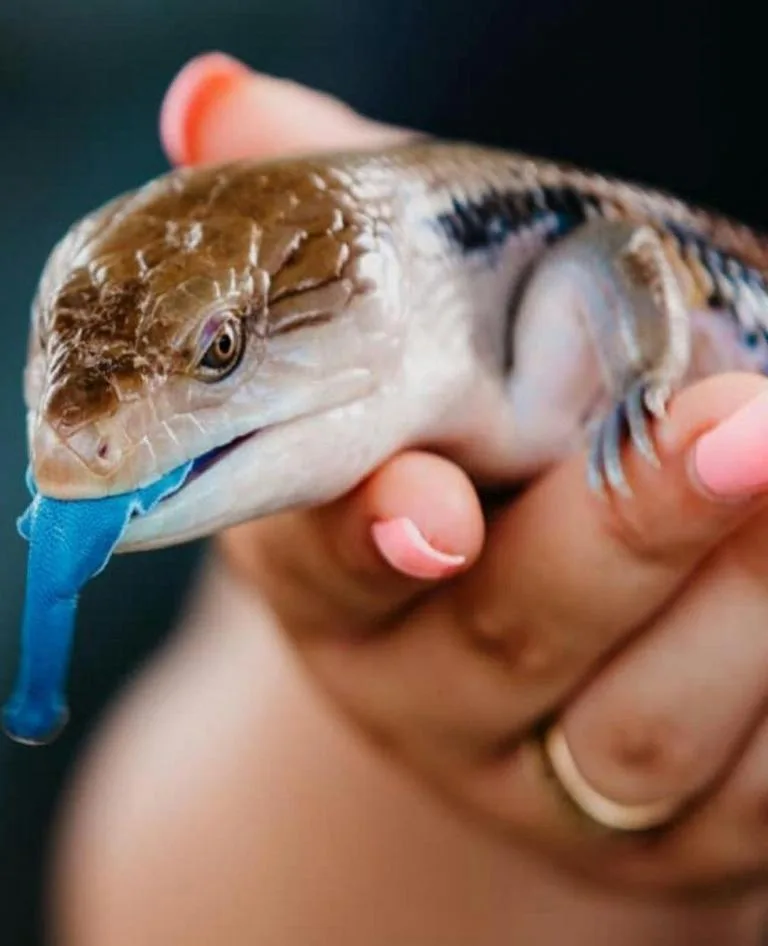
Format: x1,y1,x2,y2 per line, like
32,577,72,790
24,140,768,553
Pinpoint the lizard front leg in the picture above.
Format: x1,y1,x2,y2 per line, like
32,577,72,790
508,219,692,496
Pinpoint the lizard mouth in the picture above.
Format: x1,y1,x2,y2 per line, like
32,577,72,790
118,415,290,552
185,428,261,484
137,427,264,515
119,390,372,552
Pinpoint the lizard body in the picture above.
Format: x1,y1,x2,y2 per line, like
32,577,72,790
25,140,768,553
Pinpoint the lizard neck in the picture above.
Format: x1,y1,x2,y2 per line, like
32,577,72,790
387,196,562,484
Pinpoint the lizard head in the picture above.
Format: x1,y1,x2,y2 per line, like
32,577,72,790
25,157,406,550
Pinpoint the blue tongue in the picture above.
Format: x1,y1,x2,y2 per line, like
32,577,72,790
3,462,192,745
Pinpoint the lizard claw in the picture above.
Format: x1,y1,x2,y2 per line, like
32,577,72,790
626,380,662,467
588,400,630,497
587,378,666,498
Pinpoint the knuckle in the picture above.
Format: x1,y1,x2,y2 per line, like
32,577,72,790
600,497,665,561
453,595,572,684
598,479,720,568
599,711,696,790
505,627,573,681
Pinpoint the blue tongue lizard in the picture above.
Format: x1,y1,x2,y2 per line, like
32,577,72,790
3,462,192,745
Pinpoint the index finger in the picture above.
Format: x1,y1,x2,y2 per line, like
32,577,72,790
159,52,409,167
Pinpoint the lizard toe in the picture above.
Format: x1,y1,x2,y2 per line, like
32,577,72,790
587,377,670,499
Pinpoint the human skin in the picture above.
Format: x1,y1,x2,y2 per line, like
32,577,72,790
50,53,768,946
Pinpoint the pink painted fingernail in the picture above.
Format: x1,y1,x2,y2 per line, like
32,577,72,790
160,52,252,165
694,390,768,498
371,517,466,580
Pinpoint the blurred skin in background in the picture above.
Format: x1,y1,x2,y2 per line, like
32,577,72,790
44,54,768,946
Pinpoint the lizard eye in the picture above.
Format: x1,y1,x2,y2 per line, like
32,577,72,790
196,315,244,382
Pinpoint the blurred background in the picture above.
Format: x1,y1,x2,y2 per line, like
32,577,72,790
0,0,762,941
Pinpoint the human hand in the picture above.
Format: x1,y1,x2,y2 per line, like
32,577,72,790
160,52,768,898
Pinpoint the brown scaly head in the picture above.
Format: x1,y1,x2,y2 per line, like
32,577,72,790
25,153,408,502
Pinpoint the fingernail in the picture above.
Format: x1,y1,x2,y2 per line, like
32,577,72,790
371,517,466,580
693,389,768,498
160,51,253,165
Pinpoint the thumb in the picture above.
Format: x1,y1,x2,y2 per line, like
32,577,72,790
159,51,411,168
219,450,485,632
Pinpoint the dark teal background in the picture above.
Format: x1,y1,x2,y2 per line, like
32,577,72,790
0,0,762,942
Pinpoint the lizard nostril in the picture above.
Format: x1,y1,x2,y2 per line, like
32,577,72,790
63,427,124,474
90,436,123,472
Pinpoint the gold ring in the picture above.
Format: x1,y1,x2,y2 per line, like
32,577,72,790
543,724,681,832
